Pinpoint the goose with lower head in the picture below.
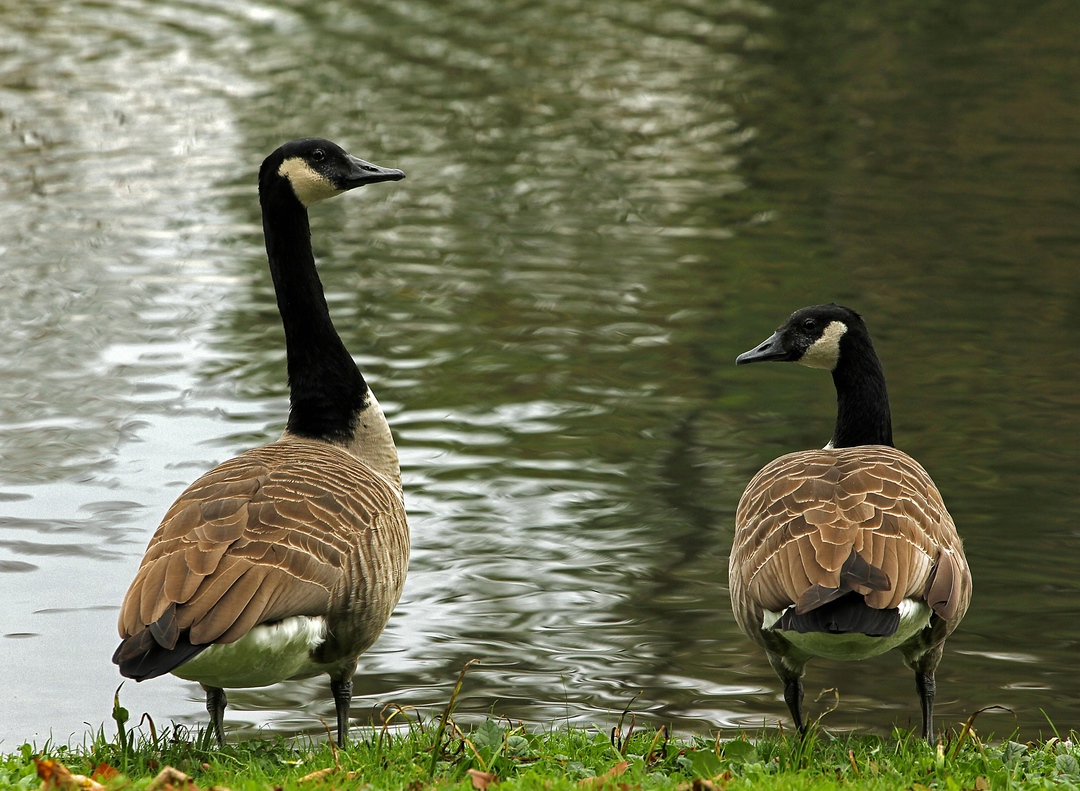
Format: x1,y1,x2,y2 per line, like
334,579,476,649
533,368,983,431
112,139,409,746
729,304,971,744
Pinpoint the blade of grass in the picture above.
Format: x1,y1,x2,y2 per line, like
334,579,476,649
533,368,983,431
428,658,479,779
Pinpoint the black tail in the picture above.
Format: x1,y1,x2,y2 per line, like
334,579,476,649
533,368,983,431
774,590,900,637
112,628,210,681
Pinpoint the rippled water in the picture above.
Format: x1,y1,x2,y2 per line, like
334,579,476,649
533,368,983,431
2,0,1079,746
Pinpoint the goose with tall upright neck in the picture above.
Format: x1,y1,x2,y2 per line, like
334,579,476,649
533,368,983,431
113,139,409,747
729,304,971,744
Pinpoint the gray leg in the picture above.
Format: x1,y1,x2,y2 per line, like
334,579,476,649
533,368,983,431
330,676,352,748
203,685,227,746
915,671,936,745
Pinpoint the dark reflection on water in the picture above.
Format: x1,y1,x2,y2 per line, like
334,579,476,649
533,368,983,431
1,0,1079,746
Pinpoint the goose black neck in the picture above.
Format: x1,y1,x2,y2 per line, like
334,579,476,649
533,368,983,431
260,181,366,443
830,332,893,448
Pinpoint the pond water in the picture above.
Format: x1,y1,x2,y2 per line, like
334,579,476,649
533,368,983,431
2,0,1079,746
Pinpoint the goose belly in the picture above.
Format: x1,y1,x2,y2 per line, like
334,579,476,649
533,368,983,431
172,616,330,689
765,599,932,661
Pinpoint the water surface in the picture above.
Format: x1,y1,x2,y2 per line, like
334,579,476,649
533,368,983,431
1,0,1079,745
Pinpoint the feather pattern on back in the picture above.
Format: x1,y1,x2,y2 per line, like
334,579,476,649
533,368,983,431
730,444,970,641
118,438,409,669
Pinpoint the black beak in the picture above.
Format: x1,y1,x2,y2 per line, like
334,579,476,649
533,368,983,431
341,155,405,188
735,330,791,365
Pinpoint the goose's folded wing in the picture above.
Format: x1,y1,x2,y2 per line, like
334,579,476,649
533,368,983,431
118,442,405,647
732,447,965,620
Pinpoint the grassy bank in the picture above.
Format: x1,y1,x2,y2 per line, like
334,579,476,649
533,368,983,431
3,704,1079,791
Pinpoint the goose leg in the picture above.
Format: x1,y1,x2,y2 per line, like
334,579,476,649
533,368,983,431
915,671,936,745
203,685,227,746
905,641,944,745
767,651,807,736
330,676,353,748
783,676,806,736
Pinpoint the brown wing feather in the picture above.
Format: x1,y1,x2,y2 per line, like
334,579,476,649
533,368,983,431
731,445,970,639
118,439,408,649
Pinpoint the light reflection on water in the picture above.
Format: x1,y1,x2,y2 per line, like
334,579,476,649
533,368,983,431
2,0,1080,747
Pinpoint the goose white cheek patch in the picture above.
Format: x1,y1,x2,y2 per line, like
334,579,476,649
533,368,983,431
278,158,342,206
800,321,848,370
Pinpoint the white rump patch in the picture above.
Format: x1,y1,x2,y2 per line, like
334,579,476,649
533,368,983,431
764,598,932,661
278,158,342,206
171,616,329,689
800,321,848,370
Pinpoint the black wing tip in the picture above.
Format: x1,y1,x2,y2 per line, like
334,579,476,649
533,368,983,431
775,591,901,637
113,628,209,681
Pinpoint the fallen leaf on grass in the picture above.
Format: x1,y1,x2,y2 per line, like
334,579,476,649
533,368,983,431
467,769,497,790
578,761,628,789
35,759,105,791
698,772,732,791
675,772,732,791
147,767,198,791
298,768,336,784
90,764,119,783
298,767,367,784
974,779,990,791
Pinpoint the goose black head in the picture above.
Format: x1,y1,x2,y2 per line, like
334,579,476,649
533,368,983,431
736,303,866,371
260,138,404,208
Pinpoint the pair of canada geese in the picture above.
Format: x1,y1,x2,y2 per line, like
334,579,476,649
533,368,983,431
112,139,971,747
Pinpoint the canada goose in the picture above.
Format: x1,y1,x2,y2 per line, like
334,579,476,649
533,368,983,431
729,304,971,744
112,139,409,747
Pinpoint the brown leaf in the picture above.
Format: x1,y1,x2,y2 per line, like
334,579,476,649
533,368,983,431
146,766,197,791
699,771,732,791
297,768,336,784
90,764,119,782
578,761,629,789
467,769,497,791
677,772,729,791
974,778,990,791
35,759,106,791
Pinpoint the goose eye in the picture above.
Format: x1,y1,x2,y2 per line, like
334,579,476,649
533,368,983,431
311,148,326,162
802,318,817,331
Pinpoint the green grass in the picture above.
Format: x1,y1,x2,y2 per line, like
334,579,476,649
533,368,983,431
3,677,1077,791
4,700,1080,791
